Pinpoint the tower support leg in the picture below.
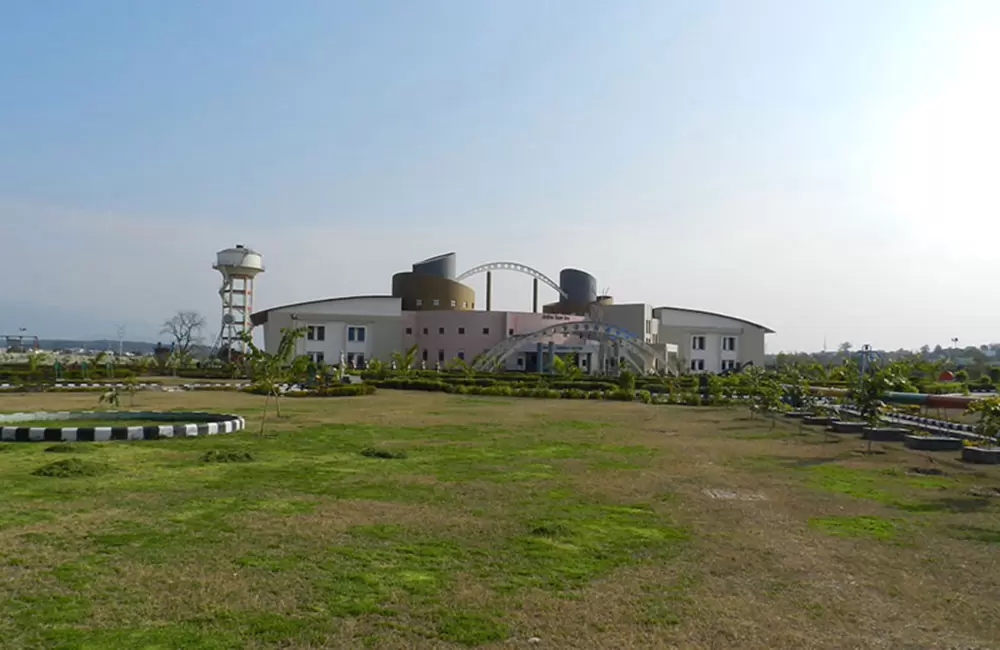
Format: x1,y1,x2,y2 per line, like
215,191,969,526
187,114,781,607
486,271,492,311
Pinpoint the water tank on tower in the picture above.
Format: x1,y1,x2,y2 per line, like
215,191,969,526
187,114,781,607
212,245,265,360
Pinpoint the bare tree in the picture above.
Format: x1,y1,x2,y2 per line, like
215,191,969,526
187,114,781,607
161,311,206,357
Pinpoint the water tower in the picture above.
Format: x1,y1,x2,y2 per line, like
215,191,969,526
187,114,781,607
212,245,264,360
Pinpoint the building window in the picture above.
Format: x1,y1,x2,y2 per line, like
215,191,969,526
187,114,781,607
517,357,524,367
346,352,355,366
690,359,705,371
311,352,325,364
307,325,325,341
439,327,445,335
692,335,706,351
422,328,429,335
457,350,465,360
450,300,456,308
348,326,366,342
432,299,440,307
356,353,365,367
458,327,465,335
722,360,738,371
422,348,428,362
416,299,423,307
462,301,468,308
508,328,514,336
722,336,737,351
483,327,490,335
405,327,413,335
437,349,445,362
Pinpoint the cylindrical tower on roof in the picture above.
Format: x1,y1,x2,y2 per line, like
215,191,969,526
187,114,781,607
412,252,456,279
559,268,597,305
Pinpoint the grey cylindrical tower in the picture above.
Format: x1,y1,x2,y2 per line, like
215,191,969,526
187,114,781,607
559,268,597,305
412,252,456,279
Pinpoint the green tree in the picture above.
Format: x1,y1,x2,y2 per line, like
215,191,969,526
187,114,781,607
445,356,476,379
239,327,309,433
854,366,901,453
99,387,121,409
390,344,419,376
965,397,1000,446
551,354,582,379
122,374,139,407
740,367,783,423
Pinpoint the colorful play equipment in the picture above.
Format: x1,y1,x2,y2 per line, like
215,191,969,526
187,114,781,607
809,386,982,410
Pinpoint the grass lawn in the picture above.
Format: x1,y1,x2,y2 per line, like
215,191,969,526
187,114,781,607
0,390,998,649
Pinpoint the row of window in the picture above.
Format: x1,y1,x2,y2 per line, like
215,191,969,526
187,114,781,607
419,349,492,362
691,335,737,351
405,326,513,336
689,359,739,371
414,299,474,309
306,325,366,342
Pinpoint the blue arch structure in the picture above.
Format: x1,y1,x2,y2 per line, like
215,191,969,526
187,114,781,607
456,262,567,298
473,320,665,374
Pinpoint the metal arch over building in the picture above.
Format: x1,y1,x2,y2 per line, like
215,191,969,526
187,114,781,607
473,320,665,374
457,262,568,298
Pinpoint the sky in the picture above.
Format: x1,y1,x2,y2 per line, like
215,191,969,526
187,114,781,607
1,0,998,352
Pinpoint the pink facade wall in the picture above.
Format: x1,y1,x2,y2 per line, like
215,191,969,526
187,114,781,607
400,310,584,365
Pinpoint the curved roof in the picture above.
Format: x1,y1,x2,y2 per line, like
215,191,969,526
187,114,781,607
250,295,396,326
653,306,775,334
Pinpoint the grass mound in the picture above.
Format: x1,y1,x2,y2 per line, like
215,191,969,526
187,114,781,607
360,447,407,459
32,458,106,478
44,443,94,454
201,449,254,463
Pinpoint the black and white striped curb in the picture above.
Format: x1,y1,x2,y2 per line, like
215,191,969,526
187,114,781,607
0,411,245,442
834,406,983,442
0,383,249,391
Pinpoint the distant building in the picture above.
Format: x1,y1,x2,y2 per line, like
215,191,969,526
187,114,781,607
251,253,773,375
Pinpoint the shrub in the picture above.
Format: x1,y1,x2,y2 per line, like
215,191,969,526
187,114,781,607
32,458,106,477
481,385,514,397
44,443,93,454
201,449,254,463
587,390,606,400
369,378,448,392
550,380,617,392
636,389,652,404
302,384,376,397
560,388,588,399
607,389,635,402
360,447,407,459
682,392,703,406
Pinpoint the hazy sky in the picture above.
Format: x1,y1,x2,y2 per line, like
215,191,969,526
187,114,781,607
1,0,998,352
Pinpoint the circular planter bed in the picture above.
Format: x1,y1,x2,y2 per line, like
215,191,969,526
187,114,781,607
831,420,866,434
0,411,245,442
961,446,1000,465
803,416,834,426
862,427,909,442
903,435,964,451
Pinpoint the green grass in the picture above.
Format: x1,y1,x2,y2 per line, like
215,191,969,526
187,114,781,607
800,464,958,511
1,390,998,648
808,515,902,540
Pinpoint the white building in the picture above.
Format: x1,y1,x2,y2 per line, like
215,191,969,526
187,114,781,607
652,307,773,373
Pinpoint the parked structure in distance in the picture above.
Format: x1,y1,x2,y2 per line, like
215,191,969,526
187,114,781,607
250,253,773,374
